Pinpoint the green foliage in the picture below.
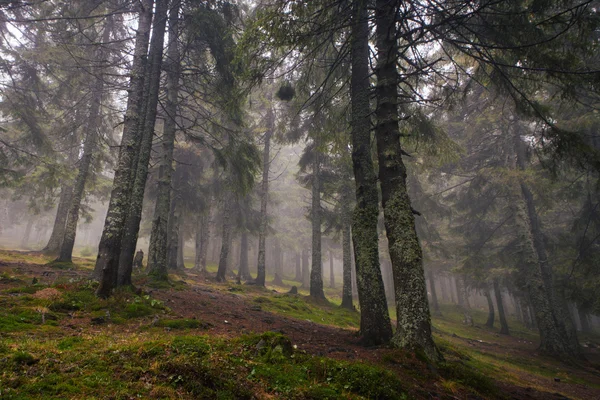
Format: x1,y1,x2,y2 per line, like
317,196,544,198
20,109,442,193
156,318,204,330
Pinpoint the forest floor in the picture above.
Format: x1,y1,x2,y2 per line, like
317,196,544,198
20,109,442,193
1,249,600,399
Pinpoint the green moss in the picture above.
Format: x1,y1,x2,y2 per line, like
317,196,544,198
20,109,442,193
57,336,84,350
438,361,497,396
156,318,204,330
12,351,37,365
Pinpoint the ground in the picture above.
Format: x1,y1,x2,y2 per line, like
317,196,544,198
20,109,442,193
1,249,600,399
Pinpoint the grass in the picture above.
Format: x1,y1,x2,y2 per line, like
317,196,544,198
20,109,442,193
3,254,600,399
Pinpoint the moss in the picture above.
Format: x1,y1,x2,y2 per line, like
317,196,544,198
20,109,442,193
12,351,37,365
57,336,84,350
438,361,497,397
155,318,204,330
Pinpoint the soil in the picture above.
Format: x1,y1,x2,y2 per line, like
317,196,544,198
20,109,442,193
2,258,600,400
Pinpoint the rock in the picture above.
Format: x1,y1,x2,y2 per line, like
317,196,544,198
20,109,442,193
250,305,262,311
554,377,561,382
256,339,267,352
262,317,274,324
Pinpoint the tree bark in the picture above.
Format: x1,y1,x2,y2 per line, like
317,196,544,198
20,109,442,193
309,140,325,299
484,286,495,328
194,213,209,272
374,0,439,360
42,184,72,254
255,104,273,286
349,0,392,345
341,208,354,309
94,0,153,288
514,129,580,355
493,279,510,335
216,197,233,281
578,308,591,333
146,0,181,280
237,231,251,281
177,223,185,269
57,17,110,263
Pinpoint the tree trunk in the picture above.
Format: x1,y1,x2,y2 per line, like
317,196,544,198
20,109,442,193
238,231,251,281
21,218,34,249
514,130,580,354
374,0,439,360
329,250,335,288
511,133,578,357
439,274,448,302
309,140,325,299
113,0,169,289
294,252,301,282
216,197,232,282
166,197,179,270
427,270,441,316
341,199,353,310
57,18,110,263
42,184,72,254
484,286,495,328
147,0,181,280
177,223,185,269
301,248,309,288
94,0,153,290
349,0,392,345
194,213,209,272
255,105,273,286
493,279,510,335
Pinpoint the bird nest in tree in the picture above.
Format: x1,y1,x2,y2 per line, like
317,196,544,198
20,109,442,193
276,82,295,101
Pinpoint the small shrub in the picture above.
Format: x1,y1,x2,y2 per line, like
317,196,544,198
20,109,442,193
13,350,37,365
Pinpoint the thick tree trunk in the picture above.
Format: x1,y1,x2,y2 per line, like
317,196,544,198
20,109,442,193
112,0,169,290
349,0,392,345
427,270,441,316
94,0,153,287
514,131,580,354
57,17,110,263
374,0,439,360
97,0,167,297
309,142,325,299
301,248,309,288
42,185,72,254
216,198,233,282
511,180,575,355
147,1,180,280
484,287,495,328
341,200,354,310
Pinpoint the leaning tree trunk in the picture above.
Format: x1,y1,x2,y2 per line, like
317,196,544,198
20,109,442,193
484,286,495,328
493,279,510,335
255,104,273,286
309,140,325,299
57,18,110,263
42,184,72,254
111,0,169,292
427,270,441,316
216,197,233,282
374,0,439,361
146,0,181,281
510,178,575,357
514,130,580,355
349,0,392,345
94,0,153,286
341,204,354,310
